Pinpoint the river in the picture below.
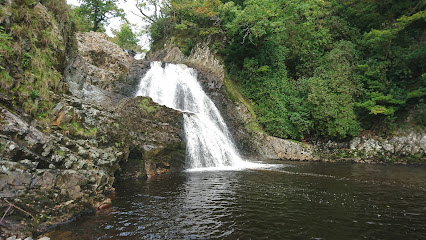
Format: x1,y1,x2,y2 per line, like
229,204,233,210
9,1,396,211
46,161,426,239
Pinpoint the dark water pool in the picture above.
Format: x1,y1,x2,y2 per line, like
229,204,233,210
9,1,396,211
46,161,426,239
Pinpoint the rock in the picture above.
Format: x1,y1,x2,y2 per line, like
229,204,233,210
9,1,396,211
96,198,112,210
124,49,137,57
0,13,187,236
147,42,224,80
65,32,134,107
31,170,57,190
33,3,61,42
114,97,186,178
115,60,151,97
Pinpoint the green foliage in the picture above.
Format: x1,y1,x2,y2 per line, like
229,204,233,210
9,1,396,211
22,52,31,68
70,6,93,32
69,122,98,137
0,1,70,118
0,26,13,88
307,41,362,138
144,0,424,140
111,23,141,51
76,0,125,32
0,27,12,64
29,90,40,100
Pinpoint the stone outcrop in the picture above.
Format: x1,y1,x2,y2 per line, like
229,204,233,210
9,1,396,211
65,32,135,106
0,93,185,237
72,32,134,90
313,130,425,163
350,131,425,158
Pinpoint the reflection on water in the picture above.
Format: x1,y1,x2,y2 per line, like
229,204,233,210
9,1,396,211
47,161,426,239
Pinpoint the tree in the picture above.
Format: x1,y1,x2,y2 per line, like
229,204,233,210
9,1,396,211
111,23,142,51
135,0,170,23
70,6,93,32
307,41,362,138
77,0,125,32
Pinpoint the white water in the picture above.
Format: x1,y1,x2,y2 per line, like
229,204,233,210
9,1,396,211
135,62,259,170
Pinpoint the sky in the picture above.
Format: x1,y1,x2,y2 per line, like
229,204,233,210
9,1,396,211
66,0,151,49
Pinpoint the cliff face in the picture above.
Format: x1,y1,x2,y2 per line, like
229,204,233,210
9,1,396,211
0,3,185,238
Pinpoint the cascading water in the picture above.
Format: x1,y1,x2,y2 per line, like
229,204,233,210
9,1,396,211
135,61,249,170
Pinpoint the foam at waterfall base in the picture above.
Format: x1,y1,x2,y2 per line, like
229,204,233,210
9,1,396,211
185,160,282,172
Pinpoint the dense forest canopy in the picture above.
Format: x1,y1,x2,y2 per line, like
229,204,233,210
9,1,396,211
141,0,425,141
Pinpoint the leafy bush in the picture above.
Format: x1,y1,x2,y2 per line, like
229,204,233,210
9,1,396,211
111,23,141,51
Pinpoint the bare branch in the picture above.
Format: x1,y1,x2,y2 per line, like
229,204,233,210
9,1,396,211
136,0,157,23
2,199,35,221
132,10,155,23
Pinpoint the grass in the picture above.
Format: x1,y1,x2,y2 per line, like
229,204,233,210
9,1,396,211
0,2,69,119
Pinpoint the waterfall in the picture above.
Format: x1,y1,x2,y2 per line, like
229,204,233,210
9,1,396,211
135,61,248,170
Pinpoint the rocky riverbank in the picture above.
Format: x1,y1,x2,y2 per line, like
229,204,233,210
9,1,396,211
1,28,185,238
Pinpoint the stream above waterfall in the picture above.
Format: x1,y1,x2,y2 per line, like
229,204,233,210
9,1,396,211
47,161,426,239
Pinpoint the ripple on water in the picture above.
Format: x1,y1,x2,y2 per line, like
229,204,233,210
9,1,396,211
46,162,426,240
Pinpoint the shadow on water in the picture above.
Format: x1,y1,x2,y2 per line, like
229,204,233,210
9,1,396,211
46,161,426,239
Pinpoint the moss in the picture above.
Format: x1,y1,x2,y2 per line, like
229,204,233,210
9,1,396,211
138,98,158,114
405,153,425,164
224,72,267,136
115,141,124,148
244,121,265,135
68,122,98,137
55,149,65,157
288,139,309,149
0,1,71,121
224,73,257,118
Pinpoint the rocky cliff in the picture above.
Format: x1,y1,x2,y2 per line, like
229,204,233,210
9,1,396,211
0,4,185,237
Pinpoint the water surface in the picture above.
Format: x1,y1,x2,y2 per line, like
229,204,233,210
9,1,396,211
47,161,426,239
